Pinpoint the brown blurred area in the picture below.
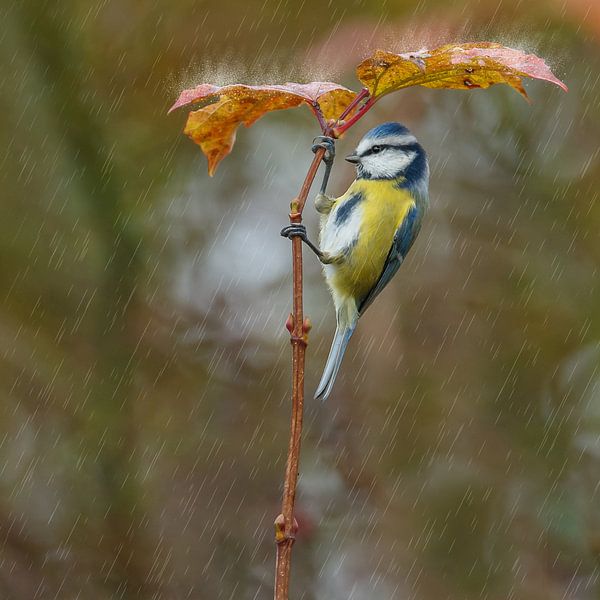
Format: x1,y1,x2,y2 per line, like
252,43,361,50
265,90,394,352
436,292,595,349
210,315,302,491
1,0,599,598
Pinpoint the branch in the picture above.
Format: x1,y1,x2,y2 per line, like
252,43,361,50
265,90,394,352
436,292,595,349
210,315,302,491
274,146,325,600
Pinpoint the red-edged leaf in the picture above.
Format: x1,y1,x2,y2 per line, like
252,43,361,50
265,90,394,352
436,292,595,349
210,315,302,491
356,43,567,100
169,82,356,175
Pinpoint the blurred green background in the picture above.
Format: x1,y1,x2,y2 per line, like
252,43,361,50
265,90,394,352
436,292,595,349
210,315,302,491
1,0,600,598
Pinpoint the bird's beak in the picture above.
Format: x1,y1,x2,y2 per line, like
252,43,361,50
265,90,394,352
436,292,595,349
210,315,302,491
345,154,360,164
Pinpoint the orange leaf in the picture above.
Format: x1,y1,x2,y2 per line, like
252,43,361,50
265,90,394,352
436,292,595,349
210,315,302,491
169,82,356,175
356,43,568,100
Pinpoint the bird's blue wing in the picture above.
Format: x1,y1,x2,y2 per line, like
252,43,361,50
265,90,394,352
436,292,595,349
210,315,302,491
358,203,422,316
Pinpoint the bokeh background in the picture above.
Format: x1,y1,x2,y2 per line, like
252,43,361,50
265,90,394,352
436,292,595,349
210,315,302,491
2,0,600,598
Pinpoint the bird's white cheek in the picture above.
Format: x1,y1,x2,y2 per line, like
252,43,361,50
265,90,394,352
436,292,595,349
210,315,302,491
362,152,415,179
359,156,379,176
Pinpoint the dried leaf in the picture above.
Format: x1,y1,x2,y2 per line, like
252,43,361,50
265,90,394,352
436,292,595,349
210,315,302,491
356,43,568,100
169,82,356,175
171,43,567,174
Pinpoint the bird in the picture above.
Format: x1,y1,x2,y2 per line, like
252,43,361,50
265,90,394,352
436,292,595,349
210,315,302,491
281,122,429,400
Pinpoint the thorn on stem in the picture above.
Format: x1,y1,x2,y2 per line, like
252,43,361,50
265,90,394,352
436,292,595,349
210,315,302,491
285,314,294,333
274,514,299,544
274,514,286,543
302,318,312,334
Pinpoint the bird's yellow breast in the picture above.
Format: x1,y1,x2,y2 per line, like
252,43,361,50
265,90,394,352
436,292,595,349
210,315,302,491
329,179,415,301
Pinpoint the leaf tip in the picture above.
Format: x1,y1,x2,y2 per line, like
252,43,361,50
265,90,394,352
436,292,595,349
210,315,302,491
538,69,568,93
168,84,220,115
206,152,224,177
167,90,189,115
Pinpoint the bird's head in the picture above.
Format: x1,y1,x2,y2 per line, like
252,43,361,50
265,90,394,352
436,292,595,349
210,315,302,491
346,122,428,184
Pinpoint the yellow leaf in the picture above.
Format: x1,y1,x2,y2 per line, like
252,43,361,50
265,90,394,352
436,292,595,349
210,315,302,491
356,43,568,100
169,82,356,175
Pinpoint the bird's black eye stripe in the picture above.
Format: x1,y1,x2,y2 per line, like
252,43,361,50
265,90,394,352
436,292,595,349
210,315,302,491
363,144,387,155
361,143,420,156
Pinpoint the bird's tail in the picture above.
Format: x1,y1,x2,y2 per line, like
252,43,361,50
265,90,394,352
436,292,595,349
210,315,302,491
314,301,357,400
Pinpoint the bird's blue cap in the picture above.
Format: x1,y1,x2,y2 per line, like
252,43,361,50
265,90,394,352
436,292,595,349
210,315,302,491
363,122,412,139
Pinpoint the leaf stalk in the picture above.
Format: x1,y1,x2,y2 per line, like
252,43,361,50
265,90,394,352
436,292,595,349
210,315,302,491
333,95,376,137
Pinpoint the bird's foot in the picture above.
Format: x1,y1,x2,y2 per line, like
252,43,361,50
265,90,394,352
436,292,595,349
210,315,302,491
280,224,308,241
281,224,327,262
314,192,335,215
311,136,335,165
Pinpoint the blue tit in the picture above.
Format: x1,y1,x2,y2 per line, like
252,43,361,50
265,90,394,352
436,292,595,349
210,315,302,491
281,122,429,399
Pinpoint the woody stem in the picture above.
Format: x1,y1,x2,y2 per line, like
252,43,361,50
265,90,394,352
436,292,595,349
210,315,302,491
274,147,324,600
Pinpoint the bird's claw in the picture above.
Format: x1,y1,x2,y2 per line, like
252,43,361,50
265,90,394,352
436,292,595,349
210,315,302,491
281,224,327,262
311,136,335,165
281,224,307,241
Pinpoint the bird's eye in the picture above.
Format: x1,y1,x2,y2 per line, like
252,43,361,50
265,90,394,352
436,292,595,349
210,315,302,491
371,145,382,153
